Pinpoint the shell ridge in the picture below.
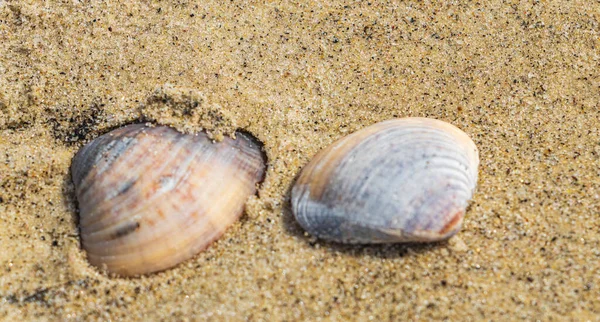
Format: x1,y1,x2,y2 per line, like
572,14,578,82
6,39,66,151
402,180,470,234
77,133,150,220
87,133,218,234
83,133,264,252
74,125,145,195
292,185,325,236
89,184,239,260
78,126,177,213
322,140,473,230
85,154,255,262
81,129,193,228
384,165,472,231
77,124,152,188
83,133,211,237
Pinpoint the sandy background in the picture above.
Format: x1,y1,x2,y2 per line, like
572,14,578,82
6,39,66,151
1,0,599,320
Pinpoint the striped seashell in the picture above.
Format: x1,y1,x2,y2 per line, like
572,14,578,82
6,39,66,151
71,124,266,276
291,117,479,244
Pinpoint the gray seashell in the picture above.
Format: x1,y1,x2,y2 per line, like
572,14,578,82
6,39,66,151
291,117,479,244
71,124,266,276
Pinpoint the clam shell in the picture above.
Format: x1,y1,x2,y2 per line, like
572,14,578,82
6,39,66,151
71,124,266,276
291,117,479,244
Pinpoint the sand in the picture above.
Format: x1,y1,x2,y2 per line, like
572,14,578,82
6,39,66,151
1,1,599,320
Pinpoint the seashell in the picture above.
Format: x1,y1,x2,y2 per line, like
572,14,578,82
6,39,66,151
291,117,479,244
71,124,266,276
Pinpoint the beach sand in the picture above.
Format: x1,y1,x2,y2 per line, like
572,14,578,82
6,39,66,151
1,1,599,320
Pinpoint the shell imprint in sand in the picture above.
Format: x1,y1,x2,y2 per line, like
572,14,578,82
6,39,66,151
71,124,266,276
292,117,479,244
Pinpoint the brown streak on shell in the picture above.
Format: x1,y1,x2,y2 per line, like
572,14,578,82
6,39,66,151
438,210,464,236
